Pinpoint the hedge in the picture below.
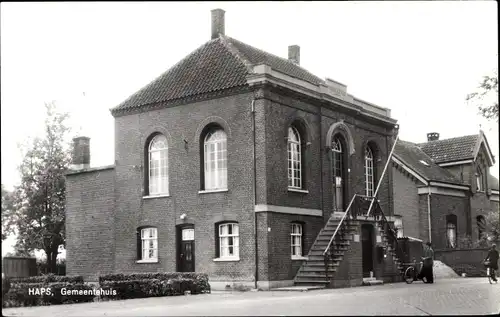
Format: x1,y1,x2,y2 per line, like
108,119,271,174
9,274,84,284
98,273,210,300
3,282,95,308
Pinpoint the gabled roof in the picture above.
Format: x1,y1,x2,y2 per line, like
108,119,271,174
111,35,325,115
418,131,495,166
418,134,479,164
393,140,463,184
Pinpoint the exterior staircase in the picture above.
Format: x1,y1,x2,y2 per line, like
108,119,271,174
294,212,359,287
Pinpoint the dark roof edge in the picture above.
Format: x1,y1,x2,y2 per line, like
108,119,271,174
476,130,496,165
66,165,115,176
110,85,251,118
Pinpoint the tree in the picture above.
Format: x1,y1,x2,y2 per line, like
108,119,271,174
10,101,72,273
466,69,499,122
1,185,15,240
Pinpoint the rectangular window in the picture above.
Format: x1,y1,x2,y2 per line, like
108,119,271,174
141,228,158,261
219,223,239,259
291,223,303,258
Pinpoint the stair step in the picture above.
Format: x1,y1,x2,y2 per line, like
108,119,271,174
295,273,330,279
304,261,340,267
300,266,337,273
308,250,343,256
294,280,329,285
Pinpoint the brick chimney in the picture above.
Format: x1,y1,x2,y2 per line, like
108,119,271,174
71,136,90,170
211,9,225,40
288,45,300,65
427,132,440,142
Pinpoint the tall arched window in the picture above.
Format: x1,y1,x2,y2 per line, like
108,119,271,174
149,134,168,195
364,146,374,197
332,136,345,211
288,126,302,189
446,214,457,248
476,166,484,192
204,128,227,190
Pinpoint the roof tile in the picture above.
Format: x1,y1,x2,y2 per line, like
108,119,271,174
418,135,479,164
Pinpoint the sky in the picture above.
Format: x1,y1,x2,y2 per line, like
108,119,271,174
1,2,498,255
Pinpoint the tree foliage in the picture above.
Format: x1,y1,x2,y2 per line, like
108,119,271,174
1,185,16,240
466,69,499,122
10,101,72,272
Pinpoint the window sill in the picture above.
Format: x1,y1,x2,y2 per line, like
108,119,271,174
213,257,240,262
291,256,308,261
199,189,228,194
136,259,159,264
288,188,309,194
142,194,170,199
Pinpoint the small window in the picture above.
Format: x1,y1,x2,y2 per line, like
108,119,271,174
419,160,430,167
446,215,457,249
477,215,486,241
393,216,404,238
291,223,303,258
138,227,158,261
218,223,239,259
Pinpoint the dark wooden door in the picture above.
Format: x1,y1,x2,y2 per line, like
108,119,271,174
361,224,374,277
178,227,195,272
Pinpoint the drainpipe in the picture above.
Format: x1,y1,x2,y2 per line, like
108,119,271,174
427,186,432,244
251,98,258,289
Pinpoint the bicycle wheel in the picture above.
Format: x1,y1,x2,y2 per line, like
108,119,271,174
404,266,415,284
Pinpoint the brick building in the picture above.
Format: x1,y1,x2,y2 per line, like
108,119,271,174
66,9,404,290
392,131,500,251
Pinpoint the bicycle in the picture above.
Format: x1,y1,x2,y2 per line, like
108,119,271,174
484,261,498,284
402,260,430,284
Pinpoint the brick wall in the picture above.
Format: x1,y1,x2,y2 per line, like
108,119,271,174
434,248,491,277
112,92,256,281
392,166,420,238
331,222,363,288
66,167,115,279
265,213,324,281
430,194,469,250
470,192,494,241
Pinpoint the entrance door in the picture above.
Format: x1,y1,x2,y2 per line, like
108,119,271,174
361,224,374,277
177,226,195,272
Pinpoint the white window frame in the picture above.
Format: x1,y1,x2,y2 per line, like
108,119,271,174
393,216,404,238
332,137,344,211
141,227,158,262
148,135,169,196
218,223,239,259
204,129,228,191
291,223,303,259
446,222,456,249
364,146,374,197
288,126,302,189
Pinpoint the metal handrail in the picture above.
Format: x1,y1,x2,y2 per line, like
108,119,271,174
366,134,399,217
322,194,361,256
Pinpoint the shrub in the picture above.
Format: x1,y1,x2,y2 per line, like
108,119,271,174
98,272,210,300
10,274,84,284
3,278,94,308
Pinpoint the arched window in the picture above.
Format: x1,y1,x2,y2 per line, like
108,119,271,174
288,126,302,189
204,128,227,190
332,136,345,211
148,135,168,195
477,215,486,240
364,146,374,197
446,214,457,248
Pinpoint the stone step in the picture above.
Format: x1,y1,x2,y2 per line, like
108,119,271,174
304,261,340,267
362,279,384,286
300,266,337,273
272,285,326,291
295,273,329,280
294,279,329,285
315,240,350,247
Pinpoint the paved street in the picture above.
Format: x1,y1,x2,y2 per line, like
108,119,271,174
3,278,499,316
